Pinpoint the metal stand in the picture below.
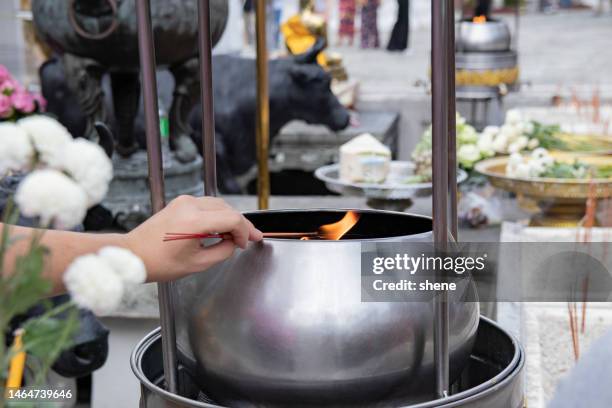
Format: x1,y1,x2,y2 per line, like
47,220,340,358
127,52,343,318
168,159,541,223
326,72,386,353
198,0,218,197
431,0,457,398
255,0,270,209
136,0,221,395
135,0,178,393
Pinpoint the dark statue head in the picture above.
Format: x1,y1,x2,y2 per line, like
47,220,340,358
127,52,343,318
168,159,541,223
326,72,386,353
286,38,351,131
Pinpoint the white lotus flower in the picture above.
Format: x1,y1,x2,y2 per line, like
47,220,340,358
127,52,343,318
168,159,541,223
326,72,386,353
61,139,113,207
456,112,466,126
64,254,124,315
507,142,521,154
457,144,481,167
506,153,525,177
458,126,479,144
98,246,147,285
482,126,500,137
527,138,540,150
18,115,72,167
517,136,529,147
528,160,547,177
15,169,87,229
513,163,531,178
531,147,549,160
492,133,509,153
500,124,520,142
0,122,34,175
508,153,524,167
477,135,495,158
505,109,522,125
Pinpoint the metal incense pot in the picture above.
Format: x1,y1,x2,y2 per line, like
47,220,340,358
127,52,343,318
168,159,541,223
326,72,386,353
172,209,480,406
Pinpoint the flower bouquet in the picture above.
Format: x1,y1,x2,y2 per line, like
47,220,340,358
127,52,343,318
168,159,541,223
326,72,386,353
0,116,144,403
0,66,45,122
411,110,567,182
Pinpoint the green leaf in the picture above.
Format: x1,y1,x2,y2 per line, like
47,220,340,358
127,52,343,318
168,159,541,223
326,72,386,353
21,305,80,385
0,198,19,277
2,244,52,322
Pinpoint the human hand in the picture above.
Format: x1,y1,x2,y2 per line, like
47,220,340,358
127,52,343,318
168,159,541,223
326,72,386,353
125,195,262,282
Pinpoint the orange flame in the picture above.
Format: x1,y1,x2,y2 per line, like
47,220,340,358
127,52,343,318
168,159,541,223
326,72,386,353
318,211,361,240
473,15,487,23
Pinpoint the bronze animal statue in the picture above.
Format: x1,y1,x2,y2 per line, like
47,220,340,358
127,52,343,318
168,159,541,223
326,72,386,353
32,0,229,162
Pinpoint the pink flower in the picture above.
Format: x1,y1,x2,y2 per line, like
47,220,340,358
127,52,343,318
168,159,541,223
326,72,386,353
0,65,11,85
0,78,18,95
0,94,14,118
11,91,35,113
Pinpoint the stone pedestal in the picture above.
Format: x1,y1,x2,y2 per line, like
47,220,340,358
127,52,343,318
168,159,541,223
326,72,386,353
103,147,204,230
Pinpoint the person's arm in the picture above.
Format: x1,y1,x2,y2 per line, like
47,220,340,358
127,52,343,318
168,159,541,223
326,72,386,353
1,195,262,293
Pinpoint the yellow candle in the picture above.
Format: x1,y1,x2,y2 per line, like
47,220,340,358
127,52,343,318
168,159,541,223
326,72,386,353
6,329,26,389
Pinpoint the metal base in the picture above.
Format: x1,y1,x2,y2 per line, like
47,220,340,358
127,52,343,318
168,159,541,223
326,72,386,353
131,317,524,408
102,148,204,230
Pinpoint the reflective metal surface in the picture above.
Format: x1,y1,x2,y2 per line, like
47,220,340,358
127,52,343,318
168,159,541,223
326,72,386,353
455,51,518,71
173,209,479,407
132,317,523,408
456,20,511,52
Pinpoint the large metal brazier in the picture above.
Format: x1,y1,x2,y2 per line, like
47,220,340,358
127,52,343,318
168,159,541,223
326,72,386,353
173,209,479,407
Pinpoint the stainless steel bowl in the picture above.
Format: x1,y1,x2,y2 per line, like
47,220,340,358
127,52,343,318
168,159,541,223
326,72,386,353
456,19,511,52
174,209,479,407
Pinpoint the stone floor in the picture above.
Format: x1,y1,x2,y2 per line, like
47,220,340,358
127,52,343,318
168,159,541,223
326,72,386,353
327,7,612,97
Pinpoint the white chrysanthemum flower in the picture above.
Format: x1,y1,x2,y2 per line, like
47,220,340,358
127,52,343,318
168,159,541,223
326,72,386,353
15,169,87,229
61,139,113,207
505,109,522,125
0,122,34,175
18,115,72,167
64,254,124,315
98,246,147,285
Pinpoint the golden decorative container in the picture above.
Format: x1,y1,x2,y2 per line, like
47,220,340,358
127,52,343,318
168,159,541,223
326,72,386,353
475,153,612,227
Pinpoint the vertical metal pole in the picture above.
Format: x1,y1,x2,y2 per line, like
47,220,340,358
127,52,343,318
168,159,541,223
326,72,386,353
431,0,451,398
448,0,458,241
255,0,270,209
198,0,218,197
135,0,178,393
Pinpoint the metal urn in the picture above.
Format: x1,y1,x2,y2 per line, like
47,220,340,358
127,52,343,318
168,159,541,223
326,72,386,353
456,19,511,52
174,209,480,407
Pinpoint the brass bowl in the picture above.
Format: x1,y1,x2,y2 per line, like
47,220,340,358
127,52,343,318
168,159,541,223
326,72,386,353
475,153,612,227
